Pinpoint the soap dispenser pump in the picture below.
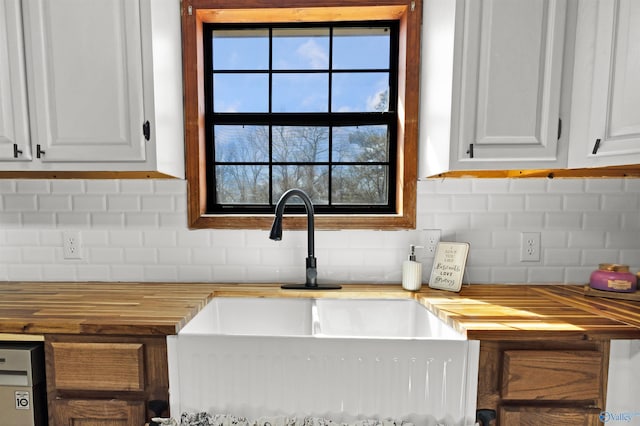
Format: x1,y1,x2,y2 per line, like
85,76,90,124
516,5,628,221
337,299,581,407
402,244,423,291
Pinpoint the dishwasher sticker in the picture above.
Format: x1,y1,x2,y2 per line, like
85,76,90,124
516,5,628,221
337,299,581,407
15,391,30,410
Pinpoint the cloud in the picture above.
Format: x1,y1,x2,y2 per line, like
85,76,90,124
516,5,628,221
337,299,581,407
297,40,328,69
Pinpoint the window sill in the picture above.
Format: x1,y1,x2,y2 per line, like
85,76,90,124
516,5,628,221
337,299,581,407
189,213,416,230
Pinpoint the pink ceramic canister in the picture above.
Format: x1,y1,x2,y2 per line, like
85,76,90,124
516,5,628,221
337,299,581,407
590,264,637,293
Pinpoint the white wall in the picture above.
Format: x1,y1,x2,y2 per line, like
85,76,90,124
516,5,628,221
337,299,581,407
0,177,638,285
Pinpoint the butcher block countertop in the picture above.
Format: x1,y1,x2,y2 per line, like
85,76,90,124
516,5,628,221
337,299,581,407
0,282,638,340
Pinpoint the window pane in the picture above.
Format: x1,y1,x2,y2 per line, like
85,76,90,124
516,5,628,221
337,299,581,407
273,28,329,70
273,126,329,163
215,165,269,204
332,72,389,112
333,27,390,70
272,73,328,112
213,74,269,112
332,165,389,205
212,29,269,70
273,165,329,204
214,125,269,162
332,126,389,162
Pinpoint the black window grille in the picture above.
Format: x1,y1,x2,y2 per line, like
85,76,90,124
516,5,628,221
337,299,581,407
203,21,399,214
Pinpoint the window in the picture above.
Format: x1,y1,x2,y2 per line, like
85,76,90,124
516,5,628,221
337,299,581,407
182,1,421,229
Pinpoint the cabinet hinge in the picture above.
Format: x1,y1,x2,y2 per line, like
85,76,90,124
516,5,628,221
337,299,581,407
592,138,601,155
467,143,474,158
410,1,415,12
557,118,562,141
143,120,151,141
188,5,193,16
13,144,23,158
36,144,45,158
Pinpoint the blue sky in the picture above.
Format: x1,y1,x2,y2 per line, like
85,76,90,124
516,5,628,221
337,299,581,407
211,27,390,113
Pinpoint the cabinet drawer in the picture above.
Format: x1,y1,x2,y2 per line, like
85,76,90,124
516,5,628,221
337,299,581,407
500,406,601,426
51,342,145,391
53,399,146,426
501,350,601,400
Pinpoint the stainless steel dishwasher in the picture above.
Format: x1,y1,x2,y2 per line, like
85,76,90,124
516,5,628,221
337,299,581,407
0,342,46,426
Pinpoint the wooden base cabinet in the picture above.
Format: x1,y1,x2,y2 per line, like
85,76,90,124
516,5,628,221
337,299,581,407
477,340,609,426
500,406,601,426
45,335,169,426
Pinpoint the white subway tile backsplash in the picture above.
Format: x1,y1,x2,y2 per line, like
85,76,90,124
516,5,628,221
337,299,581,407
547,179,586,193
528,267,566,283
178,265,212,282
51,180,84,194
91,213,124,228
507,212,545,229
8,265,43,281
157,248,191,265
120,180,154,194
470,213,508,229
39,195,72,211
563,194,601,211
22,213,56,227
607,232,640,249
144,265,178,282
491,267,527,283
582,249,619,266
583,212,621,229
488,194,525,211
191,248,225,265
568,231,607,248
0,178,638,284
110,230,143,247
124,248,158,264
86,180,119,194
526,194,564,211
73,195,107,211
143,230,177,247
141,195,175,211
509,179,548,193
125,213,159,228
471,179,511,193
111,265,144,282
56,212,91,227
107,195,140,211
601,194,639,211
16,180,49,194
585,179,624,193
544,249,582,266
76,265,111,281
545,212,584,229
4,195,37,211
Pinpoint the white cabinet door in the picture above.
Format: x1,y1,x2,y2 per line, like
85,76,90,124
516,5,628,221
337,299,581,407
450,0,567,170
568,0,640,168
0,0,31,161
22,0,147,163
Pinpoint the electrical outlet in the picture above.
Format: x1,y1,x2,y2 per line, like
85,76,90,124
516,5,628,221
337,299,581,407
421,229,441,258
520,232,540,262
63,231,83,260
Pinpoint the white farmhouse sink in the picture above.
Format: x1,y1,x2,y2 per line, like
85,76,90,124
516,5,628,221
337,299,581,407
168,297,479,425
179,297,465,340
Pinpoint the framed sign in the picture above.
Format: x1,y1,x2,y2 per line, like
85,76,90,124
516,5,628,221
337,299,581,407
428,242,470,292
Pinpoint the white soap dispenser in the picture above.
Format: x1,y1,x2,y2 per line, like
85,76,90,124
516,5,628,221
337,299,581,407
402,244,422,291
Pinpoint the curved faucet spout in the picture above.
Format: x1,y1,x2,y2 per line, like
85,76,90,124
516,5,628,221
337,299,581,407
270,189,315,259
269,188,340,290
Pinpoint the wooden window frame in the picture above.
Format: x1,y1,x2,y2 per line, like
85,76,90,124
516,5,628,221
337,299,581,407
182,0,421,230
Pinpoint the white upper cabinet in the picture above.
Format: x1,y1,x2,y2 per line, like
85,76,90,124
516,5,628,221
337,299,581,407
23,0,146,164
0,0,184,177
568,0,640,168
420,0,569,176
0,0,31,161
